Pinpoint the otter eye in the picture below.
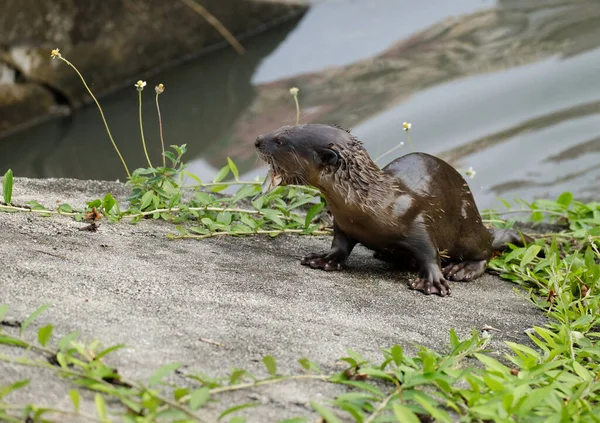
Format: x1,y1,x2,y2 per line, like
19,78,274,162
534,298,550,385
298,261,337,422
274,137,283,146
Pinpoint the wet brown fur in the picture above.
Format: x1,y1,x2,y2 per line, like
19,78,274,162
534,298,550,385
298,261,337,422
255,123,532,297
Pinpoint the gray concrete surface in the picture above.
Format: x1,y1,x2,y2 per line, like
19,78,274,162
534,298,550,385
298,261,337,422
0,177,547,422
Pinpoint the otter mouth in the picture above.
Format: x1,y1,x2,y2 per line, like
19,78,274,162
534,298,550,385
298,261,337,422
260,166,284,194
257,152,285,194
257,153,306,194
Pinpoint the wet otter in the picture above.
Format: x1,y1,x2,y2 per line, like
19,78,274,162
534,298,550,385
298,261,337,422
254,123,531,297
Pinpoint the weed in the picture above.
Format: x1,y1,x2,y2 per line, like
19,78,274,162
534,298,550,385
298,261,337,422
1,45,600,423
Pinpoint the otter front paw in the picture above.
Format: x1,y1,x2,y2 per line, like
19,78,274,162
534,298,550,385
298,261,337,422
409,277,451,297
443,260,487,281
301,252,343,271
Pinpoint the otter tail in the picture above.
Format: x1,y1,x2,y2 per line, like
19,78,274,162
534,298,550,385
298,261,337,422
488,228,534,252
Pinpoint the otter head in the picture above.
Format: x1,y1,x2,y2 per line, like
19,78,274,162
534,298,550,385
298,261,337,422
254,124,353,192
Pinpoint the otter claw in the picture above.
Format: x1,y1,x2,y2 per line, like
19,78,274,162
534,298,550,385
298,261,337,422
301,253,343,271
442,260,487,282
410,278,451,297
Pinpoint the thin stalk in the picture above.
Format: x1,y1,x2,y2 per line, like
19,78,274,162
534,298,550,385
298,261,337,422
132,381,208,423
406,131,413,152
481,209,568,218
375,143,404,163
177,374,329,405
1,348,207,423
138,90,153,168
156,91,166,167
57,57,130,178
179,0,245,54
364,390,399,423
0,204,76,216
129,206,296,220
1,404,104,423
169,228,331,240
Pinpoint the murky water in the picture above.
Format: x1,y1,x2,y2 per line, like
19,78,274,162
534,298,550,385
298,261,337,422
1,0,599,209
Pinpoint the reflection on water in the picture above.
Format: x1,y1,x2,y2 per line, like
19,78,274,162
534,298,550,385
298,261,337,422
1,0,599,209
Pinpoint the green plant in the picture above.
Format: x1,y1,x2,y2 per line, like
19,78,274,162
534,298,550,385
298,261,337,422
50,49,130,178
2,169,12,205
2,46,600,423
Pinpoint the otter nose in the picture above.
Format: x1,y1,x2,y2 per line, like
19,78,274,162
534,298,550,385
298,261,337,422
254,135,264,149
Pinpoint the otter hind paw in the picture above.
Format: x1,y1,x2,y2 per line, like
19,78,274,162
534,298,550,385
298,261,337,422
442,260,487,282
301,252,343,271
409,277,451,297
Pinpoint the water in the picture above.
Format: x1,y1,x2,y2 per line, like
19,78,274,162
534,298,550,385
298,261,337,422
1,0,599,210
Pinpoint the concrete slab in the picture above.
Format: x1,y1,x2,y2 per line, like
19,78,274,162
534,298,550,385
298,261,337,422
0,177,547,422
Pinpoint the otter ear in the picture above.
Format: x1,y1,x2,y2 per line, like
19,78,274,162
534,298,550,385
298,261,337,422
316,148,339,166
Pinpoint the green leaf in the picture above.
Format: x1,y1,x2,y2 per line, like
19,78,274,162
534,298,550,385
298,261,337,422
189,387,210,410
213,164,230,183
58,203,73,213
0,379,29,399
556,192,573,208
520,244,541,268
95,343,127,360
25,200,47,211
227,157,240,181
474,353,510,374
149,363,182,387
572,361,592,381
392,403,421,423
95,394,107,420
184,171,203,185
413,392,452,423
261,209,285,227
390,345,404,366
0,304,8,321
57,331,80,352
0,335,27,347
69,389,81,411
449,328,460,350
20,303,51,336
531,211,544,222
210,184,229,192
37,324,53,346
218,402,259,421
87,199,102,209
304,202,324,228
263,355,277,376
140,190,154,210
310,402,343,423
517,386,554,415
217,212,233,226
3,169,13,204
298,358,321,373
102,193,117,214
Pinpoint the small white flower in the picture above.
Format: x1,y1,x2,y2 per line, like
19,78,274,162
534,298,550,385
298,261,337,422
50,48,61,59
289,87,299,96
465,166,476,179
135,80,147,91
155,83,165,94
403,122,411,131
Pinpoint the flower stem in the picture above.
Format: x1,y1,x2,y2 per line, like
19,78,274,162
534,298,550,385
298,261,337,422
293,94,300,124
138,90,153,168
58,57,130,178
155,92,166,167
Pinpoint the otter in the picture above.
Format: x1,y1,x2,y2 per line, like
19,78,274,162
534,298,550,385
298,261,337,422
254,123,531,297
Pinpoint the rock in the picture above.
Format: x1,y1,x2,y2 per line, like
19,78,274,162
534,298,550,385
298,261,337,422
0,83,57,133
0,0,308,136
